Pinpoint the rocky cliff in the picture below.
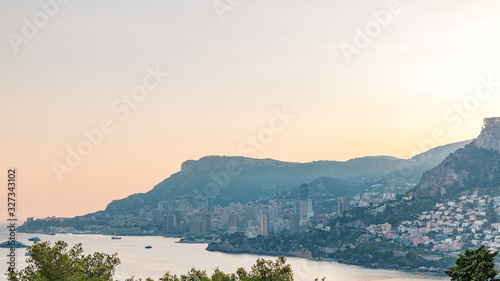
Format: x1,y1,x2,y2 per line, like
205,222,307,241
414,118,500,198
206,232,312,258
475,117,500,152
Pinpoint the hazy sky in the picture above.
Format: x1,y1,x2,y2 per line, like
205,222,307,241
2,0,500,219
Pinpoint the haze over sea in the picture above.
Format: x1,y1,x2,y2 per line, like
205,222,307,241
0,227,446,281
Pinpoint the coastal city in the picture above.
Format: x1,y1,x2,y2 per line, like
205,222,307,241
21,184,500,256
20,183,400,236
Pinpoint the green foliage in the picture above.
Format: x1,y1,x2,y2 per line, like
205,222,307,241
154,256,293,281
444,245,500,281
8,241,120,281
247,256,293,281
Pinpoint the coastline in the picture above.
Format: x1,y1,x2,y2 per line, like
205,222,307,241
204,247,447,276
205,244,446,275
1,232,448,281
16,230,447,275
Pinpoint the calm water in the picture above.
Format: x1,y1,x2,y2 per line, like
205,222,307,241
0,232,448,281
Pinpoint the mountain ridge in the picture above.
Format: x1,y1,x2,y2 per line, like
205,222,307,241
104,140,471,214
413,118,500,198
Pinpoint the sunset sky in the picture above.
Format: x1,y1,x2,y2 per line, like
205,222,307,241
2,0,500,219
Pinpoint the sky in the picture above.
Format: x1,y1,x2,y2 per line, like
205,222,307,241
1,0,500,219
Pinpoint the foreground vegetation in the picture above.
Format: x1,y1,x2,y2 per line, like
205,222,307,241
444,245,500,281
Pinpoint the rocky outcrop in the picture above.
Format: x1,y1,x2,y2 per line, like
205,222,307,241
414,153,468,197
206,232,312,259
414,118,500,198
475,117,500,152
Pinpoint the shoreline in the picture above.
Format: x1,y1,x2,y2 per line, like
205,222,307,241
17,230,447,276
204,247,447,276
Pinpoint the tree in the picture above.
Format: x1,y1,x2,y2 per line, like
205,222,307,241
156,256,293,281
444,245,500,281
8,241,120,281
246,256,293,281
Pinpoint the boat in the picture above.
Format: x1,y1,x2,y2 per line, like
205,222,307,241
28,237,41,242
145,245,152,249
0,240,28,248
111,237,122,240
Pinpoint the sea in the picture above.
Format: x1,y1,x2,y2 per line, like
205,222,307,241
0,231,448,281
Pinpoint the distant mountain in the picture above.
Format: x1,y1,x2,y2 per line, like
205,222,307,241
105,156,402,213
104,140,470,214
414,118,500,198
409,140,472,169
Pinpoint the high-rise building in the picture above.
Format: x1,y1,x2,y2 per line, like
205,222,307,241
151,210,162,224
299,200,309,221
229,214,239,227
289,214,300,233
338,196,351,216
163,214,177,232
307,199,314,219
293,200,300,215
207,197,214,212
202,212,212,232
299,184,312,224
300,183,309,200
259,213,269,236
